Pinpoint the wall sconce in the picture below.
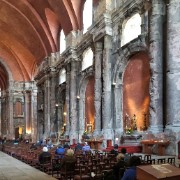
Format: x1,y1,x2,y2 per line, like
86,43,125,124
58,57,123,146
112,82,116,86
55,103,59,107
77,95,80,99
63,112,67,116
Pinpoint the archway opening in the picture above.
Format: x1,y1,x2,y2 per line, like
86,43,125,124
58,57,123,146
85,76,95,133
123,52,150,133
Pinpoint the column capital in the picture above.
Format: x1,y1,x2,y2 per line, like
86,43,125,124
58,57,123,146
95,41,103,52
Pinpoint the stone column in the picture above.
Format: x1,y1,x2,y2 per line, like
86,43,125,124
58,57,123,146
49,71,56,137
102,35,113,146
166,0,180,128
44,76,51,139
25,91,31,134
114,83,123,137
65,64,70,136
8,90,14,139
149,0,164,133
1,94,6,136
93,42,103,136
69,60,79,143
165,0,180,156
31,88,37,142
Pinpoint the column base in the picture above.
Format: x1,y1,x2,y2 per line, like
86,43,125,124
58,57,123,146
69,131,79,145
164,124,180,156
148,125,164,134
93,129,102,137
102,128,114,148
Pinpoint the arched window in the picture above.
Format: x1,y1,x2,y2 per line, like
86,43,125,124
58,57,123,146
60,30,66,54
59,68,66,84
82,48,93,71
121,13,141,46
83,0,92,34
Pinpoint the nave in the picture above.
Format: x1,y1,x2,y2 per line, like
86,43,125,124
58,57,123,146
0,151,55,180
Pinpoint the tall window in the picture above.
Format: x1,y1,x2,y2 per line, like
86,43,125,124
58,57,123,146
59,68,66,84
60,30,66,54
83,0,92,34
82,48,93,71
121,13,141,46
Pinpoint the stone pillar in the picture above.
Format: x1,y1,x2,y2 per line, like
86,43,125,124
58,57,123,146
31,88,37,142
102,35,113,146
69,60,79,143
93,42,103,136
49,72,56,138
8,90,14,139
114,83,123,138
44,76,51,139
166,0,180,128
1,94,6,136
65,64,70,137
149,0,164,133
0,97,1,137
25,91,31,134
141,0,151,35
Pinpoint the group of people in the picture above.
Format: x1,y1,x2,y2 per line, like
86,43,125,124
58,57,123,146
38,141,92,175
38,142,141,179
105,144,141,180
38,141,91,164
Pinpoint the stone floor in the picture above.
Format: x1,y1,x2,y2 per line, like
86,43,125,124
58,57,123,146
0,150,180,180
0,151,56,180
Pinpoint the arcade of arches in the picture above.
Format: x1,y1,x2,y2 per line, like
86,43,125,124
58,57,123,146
0,0,180,156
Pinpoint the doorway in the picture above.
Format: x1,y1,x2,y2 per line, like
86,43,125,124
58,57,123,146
15,127,19,139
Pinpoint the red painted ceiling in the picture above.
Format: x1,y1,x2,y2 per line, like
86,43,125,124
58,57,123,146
0,0,85,89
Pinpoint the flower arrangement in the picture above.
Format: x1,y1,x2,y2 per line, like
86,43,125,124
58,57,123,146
83,130,87,135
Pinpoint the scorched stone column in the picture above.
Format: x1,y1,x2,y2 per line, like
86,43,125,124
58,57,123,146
69,59,79,143
94,42,103,136
102,35,113,146
44,76,51,139
149,0,164,133
166,0,180,128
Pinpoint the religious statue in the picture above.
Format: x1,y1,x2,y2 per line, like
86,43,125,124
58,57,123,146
132,114,137,131
125,113,132,134
143,113,147,131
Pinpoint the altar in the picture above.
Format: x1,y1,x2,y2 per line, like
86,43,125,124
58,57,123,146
121,134,142,144
141,140,170,155
86,140,103,150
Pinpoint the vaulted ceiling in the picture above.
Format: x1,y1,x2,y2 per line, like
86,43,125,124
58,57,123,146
0,0,86,89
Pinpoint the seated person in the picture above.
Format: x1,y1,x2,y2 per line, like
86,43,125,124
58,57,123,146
30,143,37,150
39,146,51,164
47,138,53,149
64,143,70,149
82,142,91,153
121,147,130,162
121,155,141,180
55,145,65,158
104,153,126,180
75,142,83,152
110,144,119,157
60,149,76,170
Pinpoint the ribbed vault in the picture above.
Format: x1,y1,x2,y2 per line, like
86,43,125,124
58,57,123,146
0,0,85,83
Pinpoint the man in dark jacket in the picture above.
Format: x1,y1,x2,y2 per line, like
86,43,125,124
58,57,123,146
39,146,51,164
110,144,119,157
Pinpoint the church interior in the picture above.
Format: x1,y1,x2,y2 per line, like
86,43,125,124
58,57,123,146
0,0,180,159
